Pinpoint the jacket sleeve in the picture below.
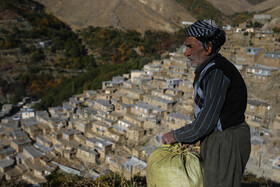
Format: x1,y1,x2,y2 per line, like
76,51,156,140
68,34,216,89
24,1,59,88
173,69,230,143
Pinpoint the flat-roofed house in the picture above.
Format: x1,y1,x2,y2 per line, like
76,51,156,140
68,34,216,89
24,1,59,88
127,126,145,143
86,137,113,160
166,112,192,130
11,137,32,152
264,52,280,68
23,146,43,164
123,156,146,180
272,113,280,130
0,158,14,173
0,147,16,159
76,146,98,164
94,99,114,113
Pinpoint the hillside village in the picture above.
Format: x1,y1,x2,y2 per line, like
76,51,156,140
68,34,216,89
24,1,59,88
0,14,280,185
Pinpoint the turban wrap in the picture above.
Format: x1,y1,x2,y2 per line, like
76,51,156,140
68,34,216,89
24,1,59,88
185,19,226,53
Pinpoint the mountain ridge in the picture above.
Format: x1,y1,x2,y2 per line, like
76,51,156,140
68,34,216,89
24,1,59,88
35,0,196,33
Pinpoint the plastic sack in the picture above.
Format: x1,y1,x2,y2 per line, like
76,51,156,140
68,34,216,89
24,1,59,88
146,144,203,187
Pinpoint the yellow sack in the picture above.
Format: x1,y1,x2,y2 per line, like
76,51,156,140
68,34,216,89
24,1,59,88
146,144,203,187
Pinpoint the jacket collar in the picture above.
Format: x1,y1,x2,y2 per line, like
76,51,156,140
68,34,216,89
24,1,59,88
194,53,219,76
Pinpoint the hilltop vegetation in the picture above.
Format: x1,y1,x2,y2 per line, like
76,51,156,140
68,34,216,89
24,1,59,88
0,0,189,111
34,27,186,110
0,0,186,109
0,0,96,105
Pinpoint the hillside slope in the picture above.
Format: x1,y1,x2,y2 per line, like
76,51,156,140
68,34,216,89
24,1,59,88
208,0,252,15
35,0,195,33
247,0,280,23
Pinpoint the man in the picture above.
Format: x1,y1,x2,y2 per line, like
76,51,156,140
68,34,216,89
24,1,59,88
161,19,251,187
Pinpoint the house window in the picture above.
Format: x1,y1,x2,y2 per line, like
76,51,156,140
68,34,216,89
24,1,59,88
250,106,254,110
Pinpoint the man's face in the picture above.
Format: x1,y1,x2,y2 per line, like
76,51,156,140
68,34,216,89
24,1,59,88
184,36,210,68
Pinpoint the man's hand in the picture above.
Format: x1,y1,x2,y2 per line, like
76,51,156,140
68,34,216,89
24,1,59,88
161,130,176,144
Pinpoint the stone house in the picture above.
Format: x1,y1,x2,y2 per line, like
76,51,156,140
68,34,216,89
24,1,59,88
0,147,16,159
62,129,81,141
121,95,138,105
76,146,98,164
0,158,14,173
166,66,188,79
36,135,52,148
37,124,51,135
84,90,98,100
82,107,97,119
165,78,182,88
152,77,167,89
23,146,43,164
48,107,63,117
123,113,145,128
122,80,138,89
143,118,159,130
272,113,280,130
166,112,192,130
114,103,133,114
11,137,32,152
74,119,92,133
93,99,114,113
44,117,67,131
122,156,146,180
106,111,123,122
133,76,152,85
242,47,265,65
11,130,29,140
69,97,83,107
142,94,175,112
246,113,263,128
23,125,42,139
104,127,125,142
91,121,109,135
143,64,162,75
96,88,117,100
245,100,271,127
21,108,35,119
105,154,123,174
86,137,113,160
115,119,134,133
74,134,87,144
102,80,123,90
263,52,280,68
120,87,145,100
252,32,277,47
177,80,193,94
126,126,145,143
131,70,145,83
245,65,278,84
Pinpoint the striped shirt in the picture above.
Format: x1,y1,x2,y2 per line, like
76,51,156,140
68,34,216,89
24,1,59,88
173,58,230,143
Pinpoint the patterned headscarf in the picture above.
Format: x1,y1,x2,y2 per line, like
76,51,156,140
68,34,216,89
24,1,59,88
185,19,226,53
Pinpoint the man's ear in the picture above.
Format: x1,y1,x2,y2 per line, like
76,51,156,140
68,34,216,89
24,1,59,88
205,42,213,55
